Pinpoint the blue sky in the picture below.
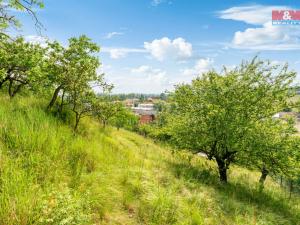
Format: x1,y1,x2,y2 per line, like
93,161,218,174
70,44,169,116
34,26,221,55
12,0,300,93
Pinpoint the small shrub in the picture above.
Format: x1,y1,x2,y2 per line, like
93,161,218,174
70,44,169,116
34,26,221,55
36,188,92,225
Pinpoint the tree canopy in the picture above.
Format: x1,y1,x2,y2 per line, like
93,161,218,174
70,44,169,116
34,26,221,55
239,117,298,189
0,36,45,97
168,58,296,183
0,0,44,36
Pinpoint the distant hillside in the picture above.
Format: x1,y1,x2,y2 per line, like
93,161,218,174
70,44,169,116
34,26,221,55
0,95,299,225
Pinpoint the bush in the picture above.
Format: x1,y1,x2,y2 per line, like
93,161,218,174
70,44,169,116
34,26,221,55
36,187,92,225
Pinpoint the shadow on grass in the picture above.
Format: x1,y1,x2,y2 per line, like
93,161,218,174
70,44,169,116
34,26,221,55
168,160,300,224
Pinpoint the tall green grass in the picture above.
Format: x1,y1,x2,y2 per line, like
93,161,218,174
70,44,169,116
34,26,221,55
0,94,299,224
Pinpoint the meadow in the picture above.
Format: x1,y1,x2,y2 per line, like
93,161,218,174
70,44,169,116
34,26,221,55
0,94,299,225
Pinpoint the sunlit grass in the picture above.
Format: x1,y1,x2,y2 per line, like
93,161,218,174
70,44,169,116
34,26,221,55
0,94,299,224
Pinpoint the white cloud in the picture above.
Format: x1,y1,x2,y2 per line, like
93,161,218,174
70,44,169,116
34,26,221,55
108,65,170,93
270,60,286,66
151,0,162,6
109,75,168,93
131,65,152,73
219,5,300,50
151,0,167,6
131,65,167,82
102,37,192,60
104,32,124,39
232,22,300,50
144,37,192,61
102,47,146,59
151,0,172,6
218,5,288,25
108,49,127,59
147,70,168,85
131,65,168,86
97,63,112,74
25,35,48,47
224,64,237,71
182,58,214,76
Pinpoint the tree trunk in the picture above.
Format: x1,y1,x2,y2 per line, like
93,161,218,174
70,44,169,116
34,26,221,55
8,79,14,98
216,157,227,183
11,84,23,97
47,85,62,110
259,166,268,190
59,90,65,114
289,180,293,199
102,120,107,129
74,113,80,132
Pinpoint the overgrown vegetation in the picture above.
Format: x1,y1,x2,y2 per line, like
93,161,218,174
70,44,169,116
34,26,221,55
0,1,300,224
167,59,298,183
0,95,299,224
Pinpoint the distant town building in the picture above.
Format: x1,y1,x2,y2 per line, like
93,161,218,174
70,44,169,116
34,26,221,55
140,114,155,124
147,97,154,103
124,98,139,107
132,103,156,124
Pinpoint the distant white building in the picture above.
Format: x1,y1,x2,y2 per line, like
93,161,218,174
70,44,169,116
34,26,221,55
132,103,156,115
135,103,154,110
132,103,156,124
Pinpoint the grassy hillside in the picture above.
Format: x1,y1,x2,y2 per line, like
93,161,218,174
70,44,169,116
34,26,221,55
0,95,299,225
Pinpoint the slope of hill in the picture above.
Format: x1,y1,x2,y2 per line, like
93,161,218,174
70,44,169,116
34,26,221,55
0,95,299,225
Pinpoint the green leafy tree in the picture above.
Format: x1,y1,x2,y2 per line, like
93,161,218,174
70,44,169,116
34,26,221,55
92,99,123,128
44,35,113,131
0,0,44,36
160,92,167,100
169,58,296,183
46,35,100,110
153,100,166,112
0,36,45,97
239,117,298,189
67,76,111,132
110,107,139,130
288,136,300,194
68,90,95,132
